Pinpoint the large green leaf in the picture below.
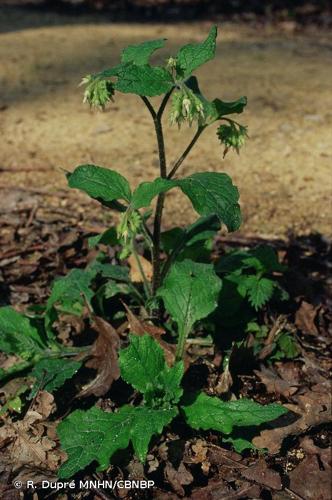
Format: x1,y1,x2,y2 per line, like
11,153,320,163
58,405,177,478
176,25,217,78
68,165,131,204
132,172,241,232
0,306,46,358
114,63,174,97
119,334,183,406
182,392,287,434
158,260,221,337
121,39,166,65
178,172,241,232
30,358,82,398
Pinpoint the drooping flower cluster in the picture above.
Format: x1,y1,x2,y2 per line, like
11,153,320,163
217,122,248,157
81,74,115,109
170,88,205,127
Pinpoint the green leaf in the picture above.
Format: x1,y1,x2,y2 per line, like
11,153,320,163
239,276,275,310
121,39,166,65
114,63,174,97
58,404,177,477
176,26,217,78
0,306,46,358
212,96,247,119
47,268,95,316
30,358,82,398
182,393,288,434
68,165,131,204
88,228,119,249
178,172,241,232
132,173,241,232
88,260,130,282
223,435,258,453
243,245,286,274
158,260,222,337
119,334,183,406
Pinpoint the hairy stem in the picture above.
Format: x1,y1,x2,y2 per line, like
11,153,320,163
175,326,188,361
141,91,173,294
167,125,205,179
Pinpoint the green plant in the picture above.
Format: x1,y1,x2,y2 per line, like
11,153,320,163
0,27,289,478
58,334,287,478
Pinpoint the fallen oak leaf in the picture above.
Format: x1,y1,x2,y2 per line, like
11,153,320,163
254,365,299,399
78,316,120,398
295,300,320,336
253,385,332,454
240,457,282,490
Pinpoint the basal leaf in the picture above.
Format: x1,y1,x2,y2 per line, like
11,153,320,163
223,435,258,453
177,172,241,232
58,404,177,477
30,358,82,398
119,334,184,405
239,276,275,310
0,306,46,358
68,165,131,204
176,25,217,78
158,260,221,337
182,392,287,434
114,63,174,97
121,39,166,65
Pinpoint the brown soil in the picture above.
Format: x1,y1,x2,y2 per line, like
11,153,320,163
1,8,332,237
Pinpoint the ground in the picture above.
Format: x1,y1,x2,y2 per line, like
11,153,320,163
0,7,331,237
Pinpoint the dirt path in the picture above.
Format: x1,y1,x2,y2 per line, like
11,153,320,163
1,8,331,237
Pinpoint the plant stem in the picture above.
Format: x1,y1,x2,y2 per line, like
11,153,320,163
175,326,188,361
141,92,173,294
167,125,206,179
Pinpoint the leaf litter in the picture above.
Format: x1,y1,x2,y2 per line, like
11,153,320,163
0,202,331,498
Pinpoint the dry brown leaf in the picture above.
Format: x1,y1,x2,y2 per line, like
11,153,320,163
190,439,210,475
79,316,120,397
254,365,299,398
127,254,152,283
33,391,55,419
253,384,332,453
241,457,282,490
164,461,193,496
215,364,233,395
295,300,320,335
289,437,331,500
0,404,62,473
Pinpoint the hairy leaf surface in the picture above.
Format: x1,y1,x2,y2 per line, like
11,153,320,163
119,334,183,405
30,358,82,398
176,26,217,77
121,39,166,65
114,64,174,96
158,260,221,336
182,392,287,434
0,306,46,357
58,405,177,477
68,165,131,204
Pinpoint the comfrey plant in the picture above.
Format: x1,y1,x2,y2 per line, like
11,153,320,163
0,27,288,478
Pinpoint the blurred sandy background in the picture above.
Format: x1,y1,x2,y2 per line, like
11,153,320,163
0,1,331,237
